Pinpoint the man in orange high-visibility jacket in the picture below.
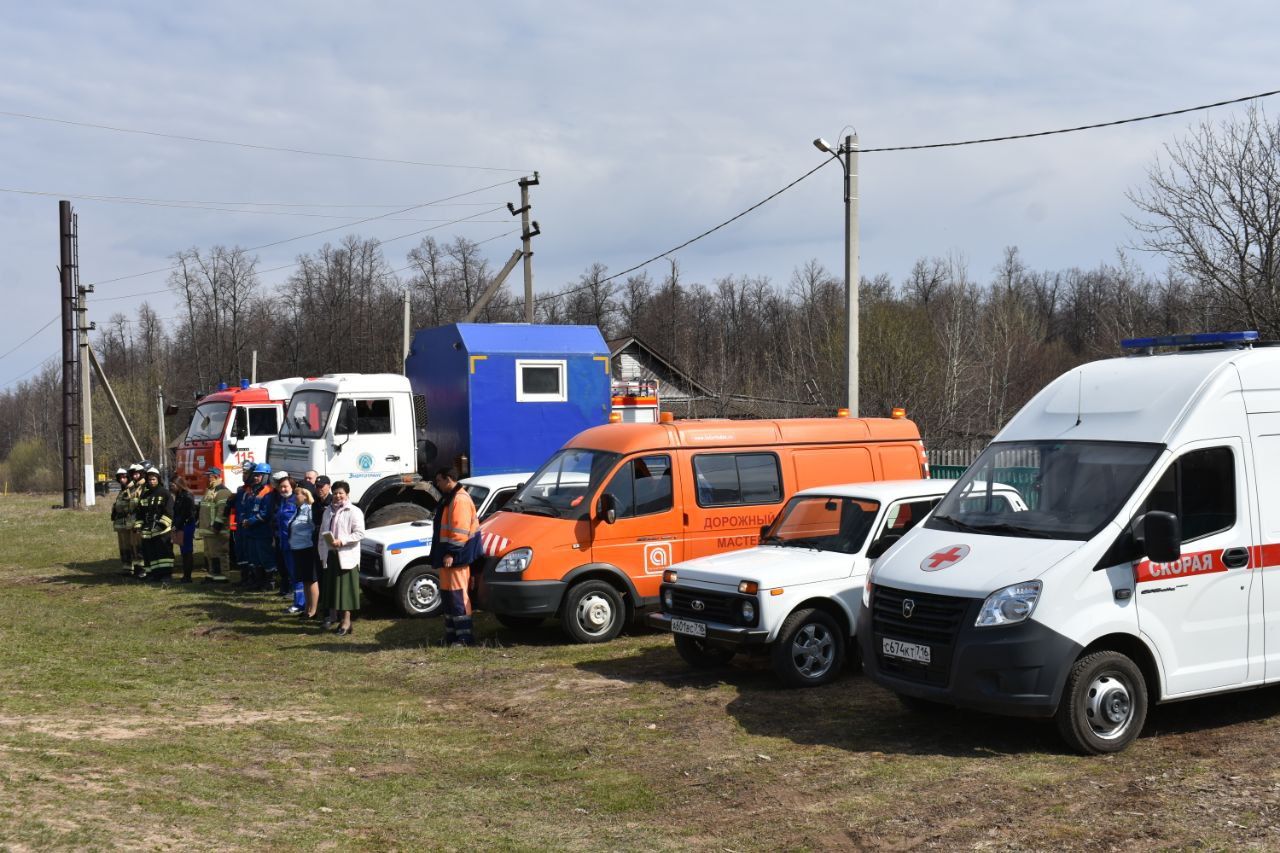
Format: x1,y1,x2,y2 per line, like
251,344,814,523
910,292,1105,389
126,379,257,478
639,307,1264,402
429,466,482,646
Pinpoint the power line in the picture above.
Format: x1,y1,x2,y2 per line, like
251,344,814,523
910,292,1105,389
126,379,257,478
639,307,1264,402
0,187,512,221
0,109,530,173
97,209,512,303
87,179,518,287
540,86,1280,303
0,187,505,209
0,314,59,363
860,87,1280,153
0,348,59,390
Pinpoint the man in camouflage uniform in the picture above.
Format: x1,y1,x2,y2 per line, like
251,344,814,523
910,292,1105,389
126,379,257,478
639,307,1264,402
110,468,136,574
136,465,175,582
196,468,234,582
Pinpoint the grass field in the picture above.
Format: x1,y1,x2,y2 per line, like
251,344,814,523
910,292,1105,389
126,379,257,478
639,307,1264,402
3,495,1280,850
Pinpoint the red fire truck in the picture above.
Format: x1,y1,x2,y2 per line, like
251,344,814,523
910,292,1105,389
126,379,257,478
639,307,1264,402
175,378,303,496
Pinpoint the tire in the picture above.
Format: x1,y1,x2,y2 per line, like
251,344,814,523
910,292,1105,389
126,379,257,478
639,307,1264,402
1055,650,1148,755
560,580,626,644
897,693,948,714
674,634,736,669
367,501,432,528
495,613,543,630
394,565,442,618
771,608,844,688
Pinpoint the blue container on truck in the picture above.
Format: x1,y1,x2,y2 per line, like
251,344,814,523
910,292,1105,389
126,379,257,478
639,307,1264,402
407,323,611,477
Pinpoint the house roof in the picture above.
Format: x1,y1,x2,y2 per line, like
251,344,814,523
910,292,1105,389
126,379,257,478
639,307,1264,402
607,334,713,396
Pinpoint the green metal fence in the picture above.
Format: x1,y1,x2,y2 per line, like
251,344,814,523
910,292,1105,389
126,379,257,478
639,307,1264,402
930,465,1041,509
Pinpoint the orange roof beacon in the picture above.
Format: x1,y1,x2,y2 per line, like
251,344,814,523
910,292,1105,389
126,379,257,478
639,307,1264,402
476,414,928,643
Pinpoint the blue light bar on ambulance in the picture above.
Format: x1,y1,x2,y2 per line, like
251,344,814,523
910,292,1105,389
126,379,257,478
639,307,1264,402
1120,330,1258,350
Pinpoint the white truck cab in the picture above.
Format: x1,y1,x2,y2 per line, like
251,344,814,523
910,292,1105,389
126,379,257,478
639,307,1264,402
268,373,434,527
650,479,1025,686
359,473,529,617
860,331,1280,754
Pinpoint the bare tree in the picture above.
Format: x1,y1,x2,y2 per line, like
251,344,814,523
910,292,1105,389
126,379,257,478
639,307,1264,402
1128,105,1280,336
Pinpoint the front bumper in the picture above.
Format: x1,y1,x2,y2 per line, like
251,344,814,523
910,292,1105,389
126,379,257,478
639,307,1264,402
647,612,769,645
359,573,393,591
480,575,567,617
858,597,1080,718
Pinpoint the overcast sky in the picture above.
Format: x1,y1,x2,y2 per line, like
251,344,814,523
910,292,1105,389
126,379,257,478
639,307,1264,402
2,1,1278,388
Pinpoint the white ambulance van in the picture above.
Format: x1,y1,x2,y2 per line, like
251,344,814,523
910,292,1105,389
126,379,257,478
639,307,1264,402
859,331,1280,754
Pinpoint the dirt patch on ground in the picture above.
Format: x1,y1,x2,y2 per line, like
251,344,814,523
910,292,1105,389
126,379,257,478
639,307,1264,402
0,705,344,742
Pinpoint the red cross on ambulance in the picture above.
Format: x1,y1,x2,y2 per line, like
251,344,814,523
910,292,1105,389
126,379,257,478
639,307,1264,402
921,544,970,571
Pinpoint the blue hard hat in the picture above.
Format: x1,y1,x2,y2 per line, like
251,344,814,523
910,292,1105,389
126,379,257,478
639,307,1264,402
253,462,272,475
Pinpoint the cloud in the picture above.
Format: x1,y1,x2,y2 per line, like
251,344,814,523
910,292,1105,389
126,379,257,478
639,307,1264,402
3,0,1279,386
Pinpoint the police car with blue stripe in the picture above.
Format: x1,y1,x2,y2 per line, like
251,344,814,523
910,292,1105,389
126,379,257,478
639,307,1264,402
360,473,529,616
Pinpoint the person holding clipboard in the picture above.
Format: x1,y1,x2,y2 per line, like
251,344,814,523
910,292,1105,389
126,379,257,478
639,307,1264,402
317,480,365,636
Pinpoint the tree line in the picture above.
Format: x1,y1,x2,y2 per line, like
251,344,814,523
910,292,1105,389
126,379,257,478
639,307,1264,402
2,107,1278,490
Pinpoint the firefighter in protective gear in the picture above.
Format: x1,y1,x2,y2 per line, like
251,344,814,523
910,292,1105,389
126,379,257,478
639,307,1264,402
197,468,234,582
136,466,175,581
110,468,136,574
429,467,482,646
232,458,258,586
238,462,276,591
125,463,146,574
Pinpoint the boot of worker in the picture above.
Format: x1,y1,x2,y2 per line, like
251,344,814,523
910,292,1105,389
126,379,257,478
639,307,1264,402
206,558,228,583
237,562,254,588
119,546,133,576
180,553,194,584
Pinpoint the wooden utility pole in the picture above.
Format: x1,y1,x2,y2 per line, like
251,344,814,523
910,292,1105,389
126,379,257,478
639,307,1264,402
509,173,541,322
59,200,80,508
88,347,143,460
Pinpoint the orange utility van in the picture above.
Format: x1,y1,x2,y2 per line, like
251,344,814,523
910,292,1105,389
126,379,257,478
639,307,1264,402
477,416,927,643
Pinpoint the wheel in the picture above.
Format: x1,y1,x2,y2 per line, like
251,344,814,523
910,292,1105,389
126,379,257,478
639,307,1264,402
367,501,432,528
897,693,948,714
495,613,544,630
560,580,626,644
771,608,844,688
674,634,736,668
1055,650,1148,755
394,565,442,618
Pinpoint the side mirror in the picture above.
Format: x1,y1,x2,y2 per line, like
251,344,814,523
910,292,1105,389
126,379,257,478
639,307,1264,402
1141,510,1181,565
759,524,770,539
597,491,618,525
226,437,238,450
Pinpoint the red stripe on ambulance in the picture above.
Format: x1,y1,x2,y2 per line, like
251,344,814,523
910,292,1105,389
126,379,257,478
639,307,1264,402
1136,549,1227,583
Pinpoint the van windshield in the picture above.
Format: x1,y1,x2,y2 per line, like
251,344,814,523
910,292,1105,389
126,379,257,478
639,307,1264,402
507,448,621,520
186,402,230,442
927,440,1162,541
763,496,880,554
282,391,335,440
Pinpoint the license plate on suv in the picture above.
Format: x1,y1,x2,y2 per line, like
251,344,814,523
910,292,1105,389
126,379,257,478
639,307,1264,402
671,618,706,638
882,637,931,664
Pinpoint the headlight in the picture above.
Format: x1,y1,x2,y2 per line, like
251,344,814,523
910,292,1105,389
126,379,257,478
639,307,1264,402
495,547,533,573
975,580,1042,627
741,600,756,623
662,588,674,610
862,579,873,608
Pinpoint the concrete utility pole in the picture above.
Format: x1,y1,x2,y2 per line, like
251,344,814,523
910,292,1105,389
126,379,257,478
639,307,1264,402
88,347,143,460
509,173,541,322
401,288,411,371
813,134,860,415
462,249,525,323
250,349,257,384
73,209,97,506
59,200,80,508
156,386,167,477
844,133,860,417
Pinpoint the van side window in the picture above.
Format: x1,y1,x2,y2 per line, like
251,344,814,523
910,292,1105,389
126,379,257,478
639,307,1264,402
693,453,782,507
1141,446,1236,542
247,407,279,437
605,455,674,519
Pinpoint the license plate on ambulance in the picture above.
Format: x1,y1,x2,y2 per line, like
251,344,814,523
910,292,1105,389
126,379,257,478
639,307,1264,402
671,618,707,638
882,637,931,664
